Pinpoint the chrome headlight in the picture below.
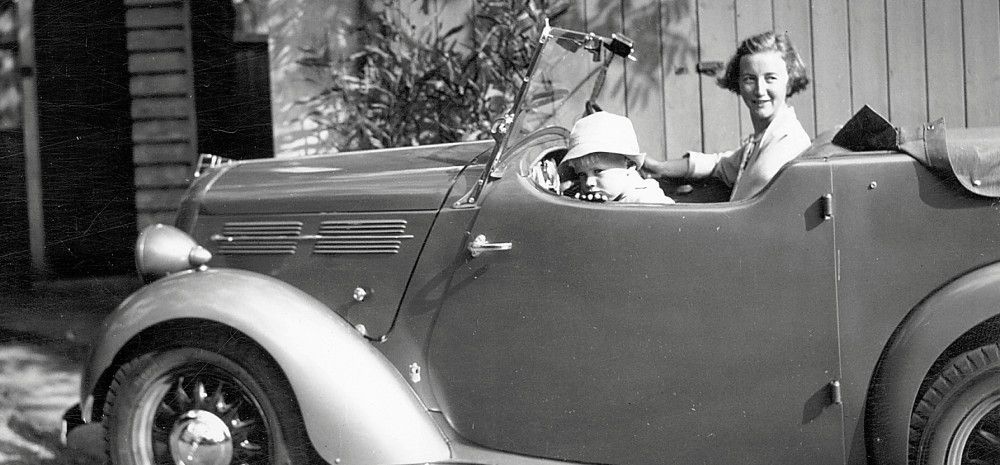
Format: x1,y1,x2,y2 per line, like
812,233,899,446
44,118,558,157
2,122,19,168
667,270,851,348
135,224,212,280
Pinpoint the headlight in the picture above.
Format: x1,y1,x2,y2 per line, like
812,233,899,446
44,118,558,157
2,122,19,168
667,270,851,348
135,224,212,281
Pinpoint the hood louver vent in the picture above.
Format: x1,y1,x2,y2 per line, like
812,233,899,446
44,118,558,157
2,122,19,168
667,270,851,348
213,221,302,255
313,219,414,255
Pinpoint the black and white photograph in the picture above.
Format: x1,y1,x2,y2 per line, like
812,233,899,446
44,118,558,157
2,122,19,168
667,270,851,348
1,0,1000,464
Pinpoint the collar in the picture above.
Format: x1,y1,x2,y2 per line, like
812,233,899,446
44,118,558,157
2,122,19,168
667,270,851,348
754,104,798,145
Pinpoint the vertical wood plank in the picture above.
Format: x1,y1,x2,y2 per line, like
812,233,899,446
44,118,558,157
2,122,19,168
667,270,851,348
773,0,816,137
624,0,667,159
558,0,588,30
924,0,965,126
698,0,740,153
662,0,703,158
585,0,627,115
886,0,927,126
848,0,888,117
962,0,1000,127
735,0,773,139
810,0,852,134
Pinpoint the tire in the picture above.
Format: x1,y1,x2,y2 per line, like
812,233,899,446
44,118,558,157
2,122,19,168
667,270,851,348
910,343,1000,465
103,331,317,465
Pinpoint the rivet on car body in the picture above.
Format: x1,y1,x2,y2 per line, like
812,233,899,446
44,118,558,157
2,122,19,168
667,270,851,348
973,179,983,187
409,362,422,383
868,181,877,190
352,287,368,302
354,324,367,336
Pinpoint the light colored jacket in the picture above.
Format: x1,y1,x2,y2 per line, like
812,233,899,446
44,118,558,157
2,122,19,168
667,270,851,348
686,106,811,201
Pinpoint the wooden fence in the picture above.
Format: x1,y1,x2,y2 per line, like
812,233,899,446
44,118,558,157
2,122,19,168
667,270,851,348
295,0,1000,158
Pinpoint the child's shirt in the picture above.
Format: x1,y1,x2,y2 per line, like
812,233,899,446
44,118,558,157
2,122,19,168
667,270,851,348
618,175,675,204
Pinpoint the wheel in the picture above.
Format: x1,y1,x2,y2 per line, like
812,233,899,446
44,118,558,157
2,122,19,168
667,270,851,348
103,331,317,465
911,343,1000,465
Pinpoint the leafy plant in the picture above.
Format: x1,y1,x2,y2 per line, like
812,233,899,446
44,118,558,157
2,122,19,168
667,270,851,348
295,0,567,151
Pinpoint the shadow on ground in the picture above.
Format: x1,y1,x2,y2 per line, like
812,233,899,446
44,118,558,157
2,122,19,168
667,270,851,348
0,330,101,464
0,276,140,464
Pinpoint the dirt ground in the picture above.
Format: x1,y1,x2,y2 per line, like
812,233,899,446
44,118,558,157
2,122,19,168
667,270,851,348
0,276,139,465
0,332,100,464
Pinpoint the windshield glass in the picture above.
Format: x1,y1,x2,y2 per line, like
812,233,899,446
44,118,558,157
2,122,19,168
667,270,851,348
492,27,616,172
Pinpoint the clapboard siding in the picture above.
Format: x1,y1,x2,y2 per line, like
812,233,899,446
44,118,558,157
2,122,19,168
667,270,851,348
127,29,187,51
125,0,196,228
131,96,190,119
133,142,191,164
128,51,188,74
134,188,189,211
135,165,191,188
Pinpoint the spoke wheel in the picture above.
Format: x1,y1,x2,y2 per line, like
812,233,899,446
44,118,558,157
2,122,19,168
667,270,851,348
911,343,1000,465
104,331,316,465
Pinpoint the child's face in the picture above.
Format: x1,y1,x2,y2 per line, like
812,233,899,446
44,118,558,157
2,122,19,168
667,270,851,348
738,51,789,130
572,152,634,200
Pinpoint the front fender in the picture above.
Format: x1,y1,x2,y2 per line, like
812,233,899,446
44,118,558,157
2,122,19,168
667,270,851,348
867,261,1000,464
85,268,449,465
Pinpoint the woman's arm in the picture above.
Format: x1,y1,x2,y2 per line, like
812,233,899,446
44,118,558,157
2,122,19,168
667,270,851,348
641,157,690,178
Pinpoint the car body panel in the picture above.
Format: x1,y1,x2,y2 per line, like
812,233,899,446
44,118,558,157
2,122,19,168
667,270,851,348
179,142,493,338
189,211,437,338
865,262,1000,465
198,140,493,214
824,152,1000,462
427,159,844,465
84,268,450,465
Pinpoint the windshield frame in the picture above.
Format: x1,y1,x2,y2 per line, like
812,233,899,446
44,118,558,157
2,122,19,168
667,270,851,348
454,25,611,208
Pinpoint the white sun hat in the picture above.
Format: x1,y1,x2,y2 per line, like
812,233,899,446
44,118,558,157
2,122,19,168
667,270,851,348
560,111,646,168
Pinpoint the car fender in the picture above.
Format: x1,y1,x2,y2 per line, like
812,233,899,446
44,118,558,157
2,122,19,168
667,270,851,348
85,267,450,465
867,261,1000,464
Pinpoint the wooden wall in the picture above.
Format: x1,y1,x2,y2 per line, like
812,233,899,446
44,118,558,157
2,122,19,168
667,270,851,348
326,0,999,158
125,0,199,229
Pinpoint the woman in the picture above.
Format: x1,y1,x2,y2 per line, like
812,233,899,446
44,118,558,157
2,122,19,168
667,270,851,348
644,31,811,201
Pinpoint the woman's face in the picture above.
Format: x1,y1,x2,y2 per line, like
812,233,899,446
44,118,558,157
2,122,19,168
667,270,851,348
738,51,789,131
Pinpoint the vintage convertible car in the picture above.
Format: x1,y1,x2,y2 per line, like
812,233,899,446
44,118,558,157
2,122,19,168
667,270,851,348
65,24,1000,465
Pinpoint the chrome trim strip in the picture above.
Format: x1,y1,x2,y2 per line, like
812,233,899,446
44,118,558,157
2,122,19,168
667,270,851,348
213,234,414,242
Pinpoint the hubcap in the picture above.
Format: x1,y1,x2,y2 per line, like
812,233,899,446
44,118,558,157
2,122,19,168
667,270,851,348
169,410,233,465
133,366,270,464
949,394,1000,465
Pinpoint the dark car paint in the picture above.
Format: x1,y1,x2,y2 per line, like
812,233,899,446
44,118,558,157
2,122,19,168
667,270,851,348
425,158,843,464
196,141,494,214
179,140,1000,465
826,153,1000,463
183,142,492,338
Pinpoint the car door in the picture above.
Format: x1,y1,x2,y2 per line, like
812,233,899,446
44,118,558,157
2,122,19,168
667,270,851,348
428,158,844,465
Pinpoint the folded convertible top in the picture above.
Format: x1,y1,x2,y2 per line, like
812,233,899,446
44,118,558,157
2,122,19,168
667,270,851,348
831,106,1000,198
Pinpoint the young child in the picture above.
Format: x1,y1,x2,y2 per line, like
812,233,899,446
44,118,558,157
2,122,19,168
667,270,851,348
560,111,674,204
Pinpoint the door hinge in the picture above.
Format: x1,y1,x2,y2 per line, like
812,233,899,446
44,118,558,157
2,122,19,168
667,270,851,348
829,379,842,405
821,193,834,220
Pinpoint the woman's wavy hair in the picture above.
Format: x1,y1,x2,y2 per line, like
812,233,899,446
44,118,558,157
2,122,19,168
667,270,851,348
718,31,810,97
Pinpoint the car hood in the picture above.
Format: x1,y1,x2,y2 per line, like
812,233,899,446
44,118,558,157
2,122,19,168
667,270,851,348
194,141,493,214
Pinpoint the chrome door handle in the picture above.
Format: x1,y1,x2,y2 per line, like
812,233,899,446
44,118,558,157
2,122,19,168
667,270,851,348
467,234,512,257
